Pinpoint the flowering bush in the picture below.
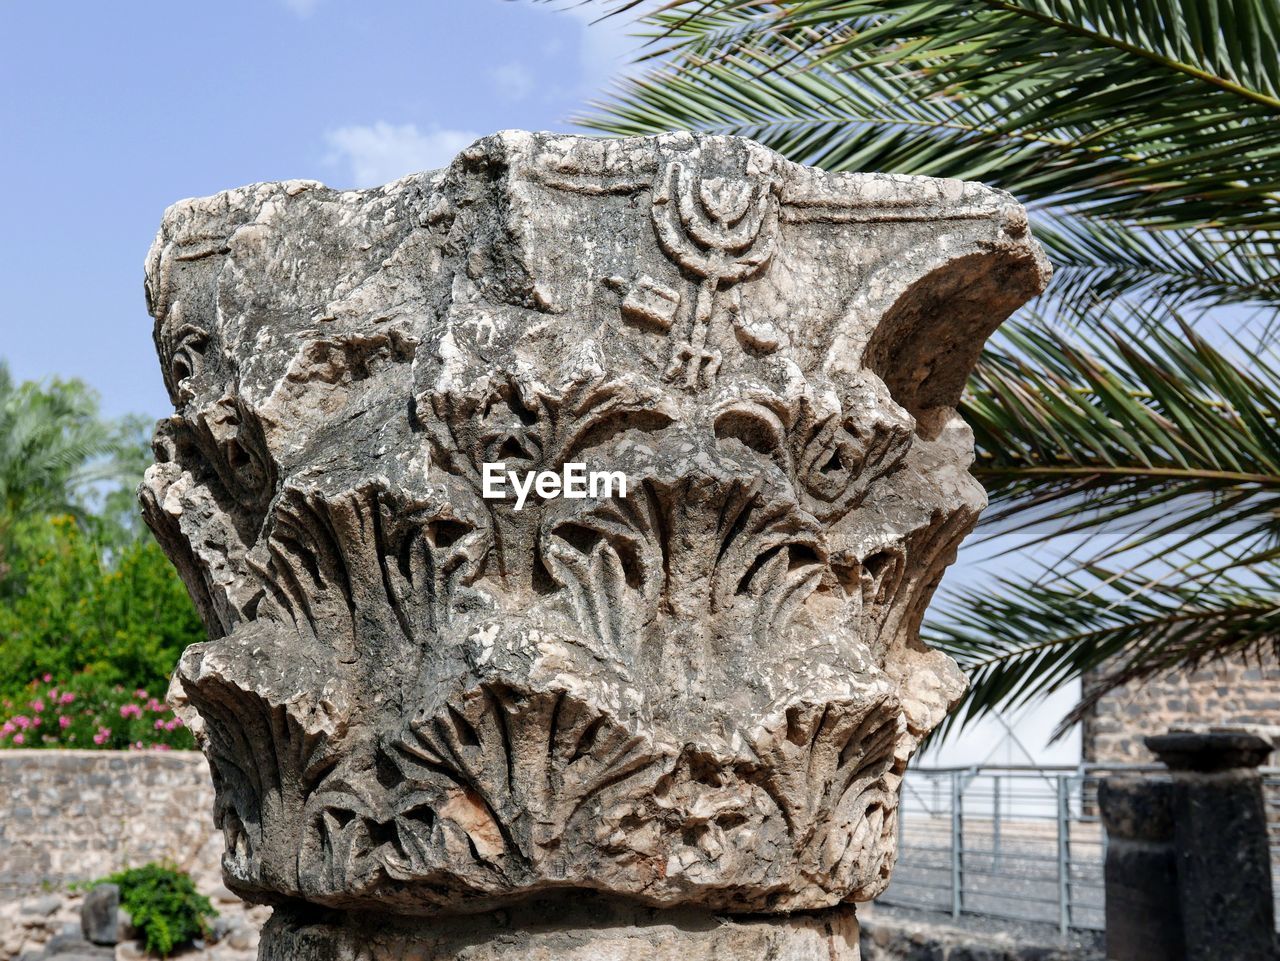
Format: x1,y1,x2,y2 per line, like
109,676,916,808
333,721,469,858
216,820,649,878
0,675,194,750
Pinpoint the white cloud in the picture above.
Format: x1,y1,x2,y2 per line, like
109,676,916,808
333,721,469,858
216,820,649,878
325,123,479,188
491,61,535,102
281,0,321,17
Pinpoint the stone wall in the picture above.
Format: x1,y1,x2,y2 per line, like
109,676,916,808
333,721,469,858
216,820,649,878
0,750,220,900
1082,651,1280,764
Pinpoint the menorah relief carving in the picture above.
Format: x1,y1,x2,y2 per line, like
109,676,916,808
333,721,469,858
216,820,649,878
142,131,1049,959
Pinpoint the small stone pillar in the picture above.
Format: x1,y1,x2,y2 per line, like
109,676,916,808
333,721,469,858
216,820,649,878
140,131,1049,959
1146,731,1276,961
1097,777,1183,961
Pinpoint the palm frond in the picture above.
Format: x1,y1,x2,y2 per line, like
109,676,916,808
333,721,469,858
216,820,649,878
966,315,1280,567
574,0,1280,230
0,368,115,544
928,561,1280,741
1034,215,1280,318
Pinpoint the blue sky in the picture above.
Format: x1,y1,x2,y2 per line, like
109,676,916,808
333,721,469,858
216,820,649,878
0,0,637,419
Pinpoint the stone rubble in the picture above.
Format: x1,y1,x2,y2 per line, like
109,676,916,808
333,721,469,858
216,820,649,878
0,884,267,961
858,907,1103,961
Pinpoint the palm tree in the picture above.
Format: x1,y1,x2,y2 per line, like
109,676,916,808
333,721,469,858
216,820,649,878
549,0,1280,736
0,361,117,583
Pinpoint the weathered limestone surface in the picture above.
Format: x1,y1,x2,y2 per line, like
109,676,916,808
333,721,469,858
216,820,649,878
141,131,1049,956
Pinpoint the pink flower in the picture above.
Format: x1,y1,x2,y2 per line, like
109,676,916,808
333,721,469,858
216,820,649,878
31,699,44,713
119,704,143,719
59,716,71,729
135,689,148,699
13,716,30,730
32,716,41,727
60,692,75,705
152,744,172,752
42,674,52,683
92,727,111,745
1,722,13,735
154,719,166,730
12,733,24,745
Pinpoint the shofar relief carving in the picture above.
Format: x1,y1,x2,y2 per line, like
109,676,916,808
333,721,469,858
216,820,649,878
141,131,1049,959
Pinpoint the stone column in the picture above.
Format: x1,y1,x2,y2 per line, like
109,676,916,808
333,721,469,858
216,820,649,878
1097,776,1184,961
140,131,1049,959
1146,732,1277,961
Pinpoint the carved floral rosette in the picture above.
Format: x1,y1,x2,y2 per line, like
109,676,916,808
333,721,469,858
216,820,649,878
141,131,1050,920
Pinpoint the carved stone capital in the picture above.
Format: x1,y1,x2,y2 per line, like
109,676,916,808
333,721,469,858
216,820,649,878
142,131,1049,956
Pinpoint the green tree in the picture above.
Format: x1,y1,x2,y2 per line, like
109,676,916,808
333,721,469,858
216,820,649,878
0,514,203,701
561,0,1280,734
0,362,205,702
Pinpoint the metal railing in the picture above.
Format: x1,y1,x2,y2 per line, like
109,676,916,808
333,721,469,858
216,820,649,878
877,764,1280,934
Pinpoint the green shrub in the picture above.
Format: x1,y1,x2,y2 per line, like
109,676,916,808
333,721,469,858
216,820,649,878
98,862,217,957
0,514,204,702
